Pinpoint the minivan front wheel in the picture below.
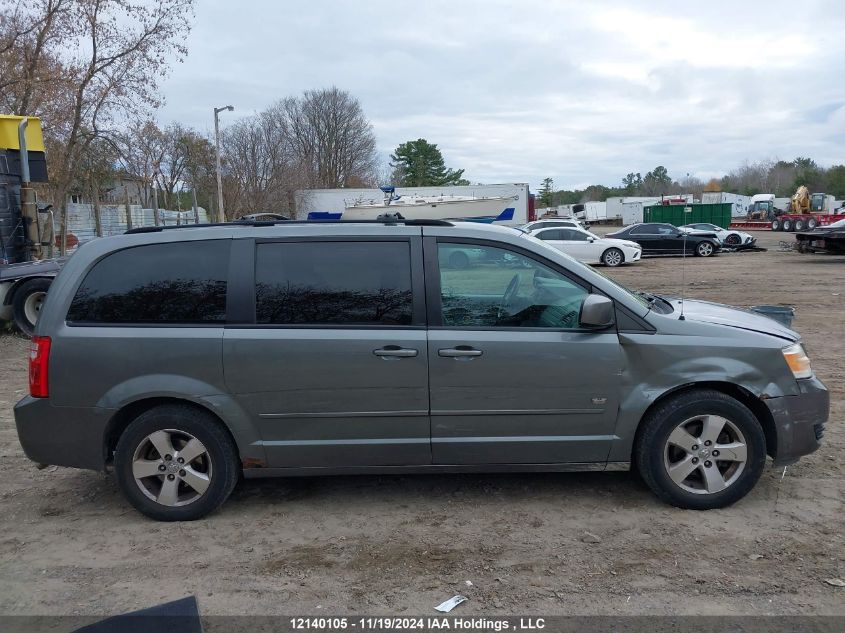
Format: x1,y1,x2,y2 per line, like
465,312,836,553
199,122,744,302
634,390,766,510
114,405,239,521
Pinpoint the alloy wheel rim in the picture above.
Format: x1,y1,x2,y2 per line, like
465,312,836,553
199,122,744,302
606,250,622,266
663,415,748,495
699,243,713,256
24,291,46,325
132,429,213,506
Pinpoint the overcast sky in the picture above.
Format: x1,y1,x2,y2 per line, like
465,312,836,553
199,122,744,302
158,0,845,191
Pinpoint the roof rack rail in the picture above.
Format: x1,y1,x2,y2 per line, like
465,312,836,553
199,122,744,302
125,218,454,234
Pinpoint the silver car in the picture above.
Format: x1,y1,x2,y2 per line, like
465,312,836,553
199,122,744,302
14,219,828,520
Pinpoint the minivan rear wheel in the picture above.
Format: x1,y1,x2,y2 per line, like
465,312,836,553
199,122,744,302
114,404,239,521
634,390,766,510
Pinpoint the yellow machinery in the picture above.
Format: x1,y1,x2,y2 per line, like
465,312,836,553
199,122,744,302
0,115,49,262
0,115,46,152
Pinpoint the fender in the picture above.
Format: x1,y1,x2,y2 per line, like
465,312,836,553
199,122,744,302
607,333,796,462
97,374,267,467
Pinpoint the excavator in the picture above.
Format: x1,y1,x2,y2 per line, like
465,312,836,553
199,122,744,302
771,185,844,231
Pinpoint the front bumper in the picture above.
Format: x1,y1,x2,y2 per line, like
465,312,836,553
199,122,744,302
764,376,829,466
14,396,113,471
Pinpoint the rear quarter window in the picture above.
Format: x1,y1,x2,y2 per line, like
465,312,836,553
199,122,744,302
66,240,230,324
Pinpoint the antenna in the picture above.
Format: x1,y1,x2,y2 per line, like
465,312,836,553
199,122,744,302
679,206,692,320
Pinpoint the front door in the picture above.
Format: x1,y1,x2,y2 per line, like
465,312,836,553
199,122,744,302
425,237,623,465
629,224,663,253
223,236,431,468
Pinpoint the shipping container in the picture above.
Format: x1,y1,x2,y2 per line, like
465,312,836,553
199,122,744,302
643,202,733,228
700,192,752,217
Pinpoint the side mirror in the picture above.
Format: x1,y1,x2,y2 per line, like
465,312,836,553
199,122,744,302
580,294,615,329
588,237,595,242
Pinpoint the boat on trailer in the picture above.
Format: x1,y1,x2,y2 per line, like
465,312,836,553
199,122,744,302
308,187,518,223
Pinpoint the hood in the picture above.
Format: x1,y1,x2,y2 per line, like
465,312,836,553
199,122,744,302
602,237,640,248
670,298,798,342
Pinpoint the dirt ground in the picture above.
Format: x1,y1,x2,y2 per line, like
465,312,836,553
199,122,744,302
0,229,842,617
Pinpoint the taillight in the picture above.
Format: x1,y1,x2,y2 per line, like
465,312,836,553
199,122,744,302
29,336,51,398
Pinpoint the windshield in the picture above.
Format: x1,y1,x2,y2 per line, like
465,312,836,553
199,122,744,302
520,232,652,309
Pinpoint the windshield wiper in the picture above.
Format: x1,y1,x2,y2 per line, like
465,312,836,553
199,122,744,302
636,291,673,312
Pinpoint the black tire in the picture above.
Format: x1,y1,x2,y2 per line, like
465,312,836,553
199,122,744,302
771,218,781,231
806,217,817,230
695,240,716,257
634,389,766,510
114,404,239,521
11,277,52,337
724,233,741,247
448,250,470,270
794,218,805,231
601,247,624,267
783,218,793,232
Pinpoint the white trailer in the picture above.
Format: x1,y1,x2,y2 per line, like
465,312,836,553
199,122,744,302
606,197,662,225
701,192,752,217
296,183,530,226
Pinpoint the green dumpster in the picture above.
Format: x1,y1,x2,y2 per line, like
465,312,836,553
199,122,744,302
643,203,732,228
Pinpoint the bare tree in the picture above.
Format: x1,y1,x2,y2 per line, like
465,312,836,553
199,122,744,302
116,119,166,207
1,0,195,252
222,109,304,217
276,87,378,188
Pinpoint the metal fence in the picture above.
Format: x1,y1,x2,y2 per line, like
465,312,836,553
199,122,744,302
66,203,210,249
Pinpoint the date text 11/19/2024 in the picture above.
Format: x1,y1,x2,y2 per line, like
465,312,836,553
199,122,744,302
290,617,546,631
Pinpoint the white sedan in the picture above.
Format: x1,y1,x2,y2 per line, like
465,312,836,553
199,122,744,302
680,223,757,249
529,226,642,266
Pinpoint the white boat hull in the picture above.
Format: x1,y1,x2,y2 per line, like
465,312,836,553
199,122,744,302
309,196,518,223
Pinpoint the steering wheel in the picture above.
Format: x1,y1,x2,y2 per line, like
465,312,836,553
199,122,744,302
498,274,521,321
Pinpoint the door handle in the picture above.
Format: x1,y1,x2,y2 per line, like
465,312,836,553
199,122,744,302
373,346,419,359
438,347,483,358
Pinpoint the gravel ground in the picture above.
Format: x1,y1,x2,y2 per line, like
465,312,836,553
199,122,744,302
0,229,842,617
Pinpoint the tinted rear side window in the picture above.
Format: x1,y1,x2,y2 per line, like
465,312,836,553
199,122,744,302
255,241,413,326
67,241,230,324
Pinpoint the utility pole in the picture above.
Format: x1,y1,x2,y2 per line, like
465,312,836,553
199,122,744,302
192,188,200,225
214,105,234,223
152,161,160,226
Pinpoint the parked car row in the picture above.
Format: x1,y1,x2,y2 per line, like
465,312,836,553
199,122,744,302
520,220,731,265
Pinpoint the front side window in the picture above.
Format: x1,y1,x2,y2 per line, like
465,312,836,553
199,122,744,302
437,242,589,329
67,241,230,324
255,241,413,326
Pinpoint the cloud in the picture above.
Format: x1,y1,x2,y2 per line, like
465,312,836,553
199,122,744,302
157,0,845,191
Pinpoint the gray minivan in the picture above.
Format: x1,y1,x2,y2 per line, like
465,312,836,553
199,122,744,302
14,220,828,520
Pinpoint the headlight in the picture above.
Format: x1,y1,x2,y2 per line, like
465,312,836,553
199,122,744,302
782,343,812,379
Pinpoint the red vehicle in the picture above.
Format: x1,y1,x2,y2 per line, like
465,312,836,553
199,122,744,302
772,188,845,232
